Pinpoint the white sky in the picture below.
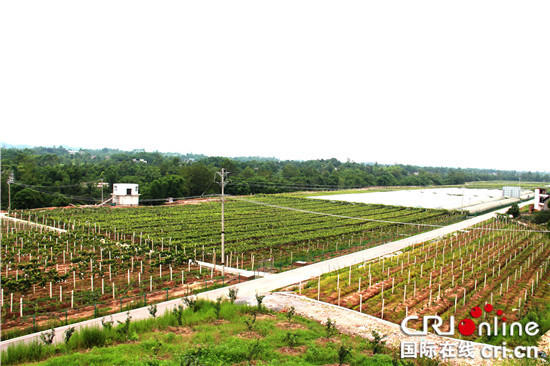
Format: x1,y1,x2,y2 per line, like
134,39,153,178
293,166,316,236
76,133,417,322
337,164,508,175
1,1,549,172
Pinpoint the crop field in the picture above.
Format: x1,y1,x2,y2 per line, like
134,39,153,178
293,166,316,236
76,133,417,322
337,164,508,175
294,216,550,345
34,195,462,268
0,220,237,341
0,195,461,339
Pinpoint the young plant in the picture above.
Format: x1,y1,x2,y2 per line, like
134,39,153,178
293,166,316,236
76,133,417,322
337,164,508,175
173,303,185,326
247,338,262,362
101,316,114,330
39,328,55,345
180,347,206,366
255,293,266,312
214,296,222,320
228,287,238,304
325,318,338,338
148,304,158,319
338,345,352,366
116,312,132,337
285,306,296,323
183,296,198,313
64,327,76,345
368,330,387,354
282,332,299,348
244,311,257,332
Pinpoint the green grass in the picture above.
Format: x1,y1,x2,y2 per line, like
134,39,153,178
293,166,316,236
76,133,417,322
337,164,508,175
2,299,433,366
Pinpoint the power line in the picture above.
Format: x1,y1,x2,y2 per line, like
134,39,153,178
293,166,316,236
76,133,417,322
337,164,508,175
11,181,101,189
230,196,550,233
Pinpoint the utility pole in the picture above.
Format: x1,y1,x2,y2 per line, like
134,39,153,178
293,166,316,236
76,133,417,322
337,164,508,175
216,168,230,274
7,172,14,212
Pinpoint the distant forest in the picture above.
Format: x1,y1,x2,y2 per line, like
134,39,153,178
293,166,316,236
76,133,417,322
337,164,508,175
1,146,548,209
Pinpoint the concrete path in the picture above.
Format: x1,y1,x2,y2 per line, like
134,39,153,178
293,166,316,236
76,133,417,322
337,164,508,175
0,213,67,233
0,201,532,352
195,260,272,278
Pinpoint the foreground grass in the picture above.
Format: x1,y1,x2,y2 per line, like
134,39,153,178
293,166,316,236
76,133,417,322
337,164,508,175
3,298,442,366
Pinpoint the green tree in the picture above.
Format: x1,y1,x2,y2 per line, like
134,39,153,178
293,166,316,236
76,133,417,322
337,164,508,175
506,204,520,218
12,188,46,209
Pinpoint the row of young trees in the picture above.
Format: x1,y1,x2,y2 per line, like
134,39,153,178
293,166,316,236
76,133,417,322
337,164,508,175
1,146,549,209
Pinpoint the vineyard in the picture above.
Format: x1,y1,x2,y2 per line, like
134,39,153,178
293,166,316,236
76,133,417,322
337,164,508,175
26,195,462,267
295,216,550,345
0,195,461,339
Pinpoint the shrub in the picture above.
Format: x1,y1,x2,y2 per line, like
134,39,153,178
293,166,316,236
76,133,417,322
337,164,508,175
338,345,351,366
173,303,185,326
534,210,550,224
255,294,266,312
247,338,262,362
282,332,299,348
325,318,338,338
228,287,238,304
64,327,76,345
507,204,520,218
244,312,257,332
101,316,114,330
368,330,387,354
183,296,203,313
116,312,132,338
285,306,296,323
148,304,158,319
215,296,222,320
39,328,55,345
180,347,207,366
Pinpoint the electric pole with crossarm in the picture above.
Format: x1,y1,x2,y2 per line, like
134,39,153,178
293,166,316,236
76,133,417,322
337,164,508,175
216,168,230,274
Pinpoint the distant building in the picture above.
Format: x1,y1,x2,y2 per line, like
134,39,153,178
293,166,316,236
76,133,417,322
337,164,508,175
502,186,521,198
534,188,549,211
111,183,140,206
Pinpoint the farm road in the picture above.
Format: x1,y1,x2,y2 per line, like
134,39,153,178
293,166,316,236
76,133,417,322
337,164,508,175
0,201,533,352
0,212,67,233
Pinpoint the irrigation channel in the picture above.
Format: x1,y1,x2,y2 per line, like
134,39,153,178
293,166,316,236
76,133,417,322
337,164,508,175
0,200,538,354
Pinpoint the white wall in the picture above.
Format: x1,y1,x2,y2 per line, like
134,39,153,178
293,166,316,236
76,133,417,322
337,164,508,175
113,183,139,195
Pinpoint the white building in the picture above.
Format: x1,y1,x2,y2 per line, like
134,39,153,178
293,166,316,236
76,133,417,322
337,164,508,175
111,183,140,206
502,186,521,198
534,188,549,211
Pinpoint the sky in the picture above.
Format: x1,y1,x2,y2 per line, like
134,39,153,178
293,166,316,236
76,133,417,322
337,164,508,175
1,1,549,172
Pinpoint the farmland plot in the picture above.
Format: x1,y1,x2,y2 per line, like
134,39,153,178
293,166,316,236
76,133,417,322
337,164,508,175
1,195,461,339
295,217,550,345
33,195,462,268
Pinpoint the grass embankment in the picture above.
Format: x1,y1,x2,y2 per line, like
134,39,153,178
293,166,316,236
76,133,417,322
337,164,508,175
3,297,441,366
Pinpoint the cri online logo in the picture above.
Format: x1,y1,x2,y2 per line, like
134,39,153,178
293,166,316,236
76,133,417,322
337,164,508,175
401,304,540,337
457,304,504,336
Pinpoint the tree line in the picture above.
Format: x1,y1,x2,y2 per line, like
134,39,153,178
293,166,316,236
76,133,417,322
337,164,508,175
1,146,548,209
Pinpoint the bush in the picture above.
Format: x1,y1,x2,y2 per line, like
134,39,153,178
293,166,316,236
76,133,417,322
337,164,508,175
338,345,351,365
228,287,238,304
173,303,185,326
215,296,222,319
533,210,550,224
282,332,299,348
148,304,158,318
64,327,76,345
507,204,520,218
39,328,55,345
79,326,106,348
325,318,338,338
244,312,257,332
116,312,132,338
255,294,266,312
285,306,296,323
368,330,387,354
